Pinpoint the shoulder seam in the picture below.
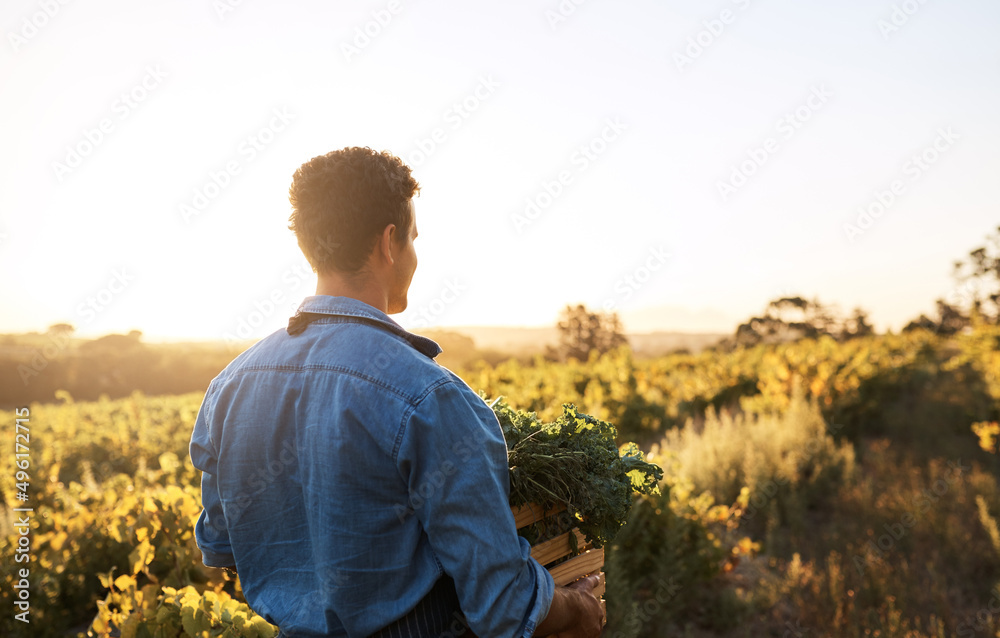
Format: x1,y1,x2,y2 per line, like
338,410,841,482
392,377,460,463
224,364,433,403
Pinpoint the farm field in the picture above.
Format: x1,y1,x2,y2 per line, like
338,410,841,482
6,1,999,635
3,324,1000,637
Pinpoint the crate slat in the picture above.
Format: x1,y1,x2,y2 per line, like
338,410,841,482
507,503,607,628
529,528,589,566
548,548,604,587
510,502,566,529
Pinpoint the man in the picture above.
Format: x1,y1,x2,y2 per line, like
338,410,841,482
190,147,603,637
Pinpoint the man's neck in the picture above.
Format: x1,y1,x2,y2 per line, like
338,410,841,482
315,271,390,314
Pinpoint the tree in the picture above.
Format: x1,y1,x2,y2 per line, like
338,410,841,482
768,297,827,332
47,323,75,335
902,227,1000,334
550,304,628,361
950,225,1000,323
903,300,968,336
726,297,874,349
839,307,874,340
417,330,482,371
731,297,824,348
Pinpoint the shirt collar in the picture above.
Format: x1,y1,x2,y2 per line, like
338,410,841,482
291,295,442,359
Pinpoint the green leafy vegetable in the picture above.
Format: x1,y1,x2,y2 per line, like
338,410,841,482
492,398,662,548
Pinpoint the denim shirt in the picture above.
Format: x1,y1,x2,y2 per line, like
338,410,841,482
190,296,554,637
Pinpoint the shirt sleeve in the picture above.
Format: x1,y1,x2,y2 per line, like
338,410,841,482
396,379,554,638
190,387,236,568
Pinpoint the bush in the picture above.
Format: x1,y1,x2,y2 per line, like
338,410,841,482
658,391,856,543
604,455,756,637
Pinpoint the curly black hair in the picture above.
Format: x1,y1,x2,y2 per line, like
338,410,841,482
288,147,419,274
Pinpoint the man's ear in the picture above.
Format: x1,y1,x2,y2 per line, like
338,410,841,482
377,224,397,265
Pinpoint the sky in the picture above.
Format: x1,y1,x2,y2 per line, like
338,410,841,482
1,0,998,341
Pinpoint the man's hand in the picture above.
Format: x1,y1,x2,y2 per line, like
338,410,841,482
534,574,604,638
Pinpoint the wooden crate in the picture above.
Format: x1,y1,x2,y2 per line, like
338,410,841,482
511,502,607,622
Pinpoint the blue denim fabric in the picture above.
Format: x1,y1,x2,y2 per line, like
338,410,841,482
190,296,553,637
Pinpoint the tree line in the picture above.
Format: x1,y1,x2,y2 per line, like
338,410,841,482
3,226,997,406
